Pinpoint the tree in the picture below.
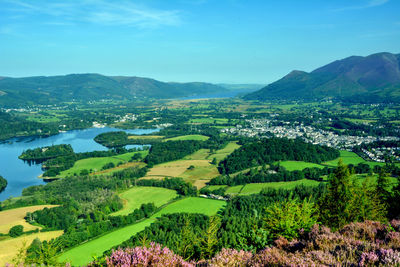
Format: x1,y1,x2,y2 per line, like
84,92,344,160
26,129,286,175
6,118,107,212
319,160,353,229
9,225,24,237
201,216,221,259
263,197,317,240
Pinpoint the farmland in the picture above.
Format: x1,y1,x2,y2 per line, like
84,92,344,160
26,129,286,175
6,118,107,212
57,151,147,177
111,187,178,216
164,135,209,141
0,230,63,266
0,205,58,234
278,161,324,171
225,179,321,195
58,197,225,266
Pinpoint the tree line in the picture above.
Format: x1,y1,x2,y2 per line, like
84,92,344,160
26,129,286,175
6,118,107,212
218,137,339,174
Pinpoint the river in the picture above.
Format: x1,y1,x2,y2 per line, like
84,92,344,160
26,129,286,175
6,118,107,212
0,127,159,201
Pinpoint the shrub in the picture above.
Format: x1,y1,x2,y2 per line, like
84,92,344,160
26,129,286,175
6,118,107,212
9,225,24,237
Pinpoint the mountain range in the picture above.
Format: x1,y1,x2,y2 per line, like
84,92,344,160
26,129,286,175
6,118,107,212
244,52,400,103
0,74,229,107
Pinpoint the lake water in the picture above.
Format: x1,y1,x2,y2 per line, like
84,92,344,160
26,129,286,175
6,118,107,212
0,127,159,201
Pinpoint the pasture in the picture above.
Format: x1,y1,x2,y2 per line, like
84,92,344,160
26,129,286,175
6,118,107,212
0,205,58,234
58,197,225,266
278,161,324,171
322,150,386,168
58,151,146,177
225,179,321,195
0,230,63,266
111,187,178,216
164,135,209,141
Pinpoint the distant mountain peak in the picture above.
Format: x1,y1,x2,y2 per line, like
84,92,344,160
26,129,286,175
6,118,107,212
244,52,400,103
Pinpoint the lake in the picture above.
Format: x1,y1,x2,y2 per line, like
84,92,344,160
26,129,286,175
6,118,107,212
0,127,159,201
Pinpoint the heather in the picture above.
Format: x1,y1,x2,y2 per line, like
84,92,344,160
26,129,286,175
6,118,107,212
94,220,400,266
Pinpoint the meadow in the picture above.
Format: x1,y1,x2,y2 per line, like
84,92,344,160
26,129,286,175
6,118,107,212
0,205,58,234
57,151,147,177
111,187,178,216
164,135,209,141
143,142,240,188
0,230,63,266
225,179,321,195
322,150,385,167
278,160,324,171
57,197,225,266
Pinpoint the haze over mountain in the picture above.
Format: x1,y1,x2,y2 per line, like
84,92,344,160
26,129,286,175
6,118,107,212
244,52,400,103
0,74,229,106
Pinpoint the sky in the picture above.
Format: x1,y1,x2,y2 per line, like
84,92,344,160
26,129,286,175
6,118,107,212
0,0,399,84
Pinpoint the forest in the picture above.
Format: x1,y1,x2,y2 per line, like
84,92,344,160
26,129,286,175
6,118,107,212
218,137,339,174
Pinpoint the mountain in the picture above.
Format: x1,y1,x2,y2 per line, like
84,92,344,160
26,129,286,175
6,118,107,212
0,74,228,107
244,52,400,102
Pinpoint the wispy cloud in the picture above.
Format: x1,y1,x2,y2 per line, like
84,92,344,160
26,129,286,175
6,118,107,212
1,0,181,28
334,0,389,11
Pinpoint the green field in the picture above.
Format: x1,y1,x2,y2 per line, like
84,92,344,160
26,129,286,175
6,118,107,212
322,150,386,168
152,197,226,217
189,118,228,124
210,141,240,162
225,179,321,195
58,197,225,265
164,135,209,141
58,219,156,266
204,185,228,191
58,151,144,177
111,187,178,216
278,161,324,171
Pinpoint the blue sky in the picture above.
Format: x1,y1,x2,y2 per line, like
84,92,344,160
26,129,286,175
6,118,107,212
0,0,399,83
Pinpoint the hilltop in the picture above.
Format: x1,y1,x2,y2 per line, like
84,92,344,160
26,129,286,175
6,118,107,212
244,52,400,103
0,74,228,106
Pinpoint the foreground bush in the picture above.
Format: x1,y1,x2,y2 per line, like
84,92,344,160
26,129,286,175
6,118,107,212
93,220,400,266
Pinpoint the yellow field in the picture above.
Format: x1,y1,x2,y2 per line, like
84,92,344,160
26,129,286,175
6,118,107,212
0,230,63,266
0,205,58,234
142,142,240,188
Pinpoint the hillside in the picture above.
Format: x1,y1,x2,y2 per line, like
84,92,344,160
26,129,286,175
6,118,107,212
0,74,227,106
244,52,400,102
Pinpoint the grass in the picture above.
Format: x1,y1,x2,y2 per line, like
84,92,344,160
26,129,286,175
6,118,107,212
164,135,209,141
203,185,228,191
0,230,63,266
0,205,58,234
189,118,228,124
111,187,178,216
128,135,164,140
278,161,325,171
58,197,225,266
209,142,240,162
57,151,147,177
225,179,321,195
322,150,386,168
58,219,156,266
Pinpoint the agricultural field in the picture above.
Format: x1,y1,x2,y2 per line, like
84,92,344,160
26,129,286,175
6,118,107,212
111,187,178,216
209,142,240,162
278,161,324,171
164,135,209,141
58,219,156,266
0,230,63,266
58,197,225,266
189,118,228,124
152,197,226,217
58,151,146,177
0,205,58,234
143,142,240,188
127,135,164,140
225,179,321,195
322,150,385,168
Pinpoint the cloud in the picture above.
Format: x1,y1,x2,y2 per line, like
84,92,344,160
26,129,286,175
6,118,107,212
1,0,181,28
334,0,389,11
